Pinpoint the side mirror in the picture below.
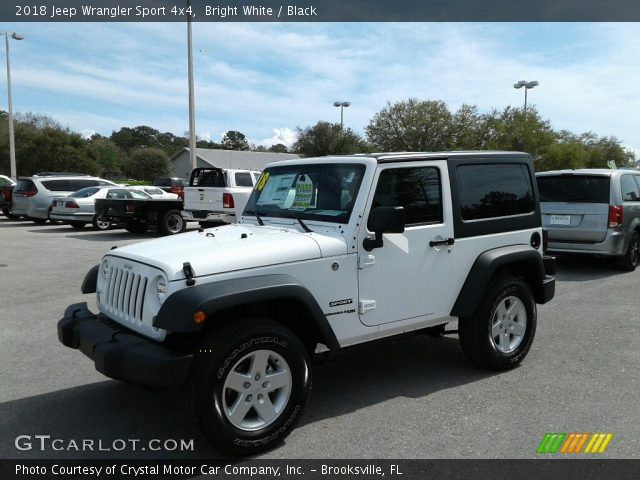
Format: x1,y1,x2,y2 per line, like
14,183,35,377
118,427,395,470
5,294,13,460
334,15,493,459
363,206,405,251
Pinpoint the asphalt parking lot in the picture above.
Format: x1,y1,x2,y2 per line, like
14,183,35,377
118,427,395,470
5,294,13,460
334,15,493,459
0,217,638,460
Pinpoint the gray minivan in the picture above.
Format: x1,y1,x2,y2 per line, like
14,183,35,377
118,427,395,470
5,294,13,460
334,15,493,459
536,169,640,270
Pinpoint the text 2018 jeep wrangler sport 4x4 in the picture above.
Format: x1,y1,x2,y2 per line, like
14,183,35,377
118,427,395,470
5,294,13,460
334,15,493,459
58,151,555,456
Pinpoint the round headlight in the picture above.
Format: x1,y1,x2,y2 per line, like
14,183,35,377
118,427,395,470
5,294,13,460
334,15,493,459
156,276,167,301
101,259,109,280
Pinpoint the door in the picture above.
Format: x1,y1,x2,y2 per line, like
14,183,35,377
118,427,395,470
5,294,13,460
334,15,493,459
357,161,457,327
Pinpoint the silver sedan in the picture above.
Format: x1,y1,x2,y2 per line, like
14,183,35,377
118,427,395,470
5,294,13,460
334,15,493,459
50,186,151,230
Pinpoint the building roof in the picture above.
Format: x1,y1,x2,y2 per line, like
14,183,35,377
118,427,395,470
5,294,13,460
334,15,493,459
170,147,300,171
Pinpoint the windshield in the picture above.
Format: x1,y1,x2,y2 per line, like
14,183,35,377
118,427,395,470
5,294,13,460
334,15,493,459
244,163,366,224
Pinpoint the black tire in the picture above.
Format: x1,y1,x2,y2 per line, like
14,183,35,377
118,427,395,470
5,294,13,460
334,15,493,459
160,209,186,235
31,217,47,224
2,207,19,219
124,221,147,234
616,232,639,272
459,276,537,370
190,319,311,456
70,222,86,229
92,214,111,231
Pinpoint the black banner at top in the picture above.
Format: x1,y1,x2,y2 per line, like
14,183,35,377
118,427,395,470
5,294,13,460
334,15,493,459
2,0,640,22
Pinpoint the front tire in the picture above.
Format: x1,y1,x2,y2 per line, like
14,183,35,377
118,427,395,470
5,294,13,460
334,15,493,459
160,209,186,235
459,276,536,370
31,217,47,224
70,221,86,229
616,232,639,272
189,319,311,456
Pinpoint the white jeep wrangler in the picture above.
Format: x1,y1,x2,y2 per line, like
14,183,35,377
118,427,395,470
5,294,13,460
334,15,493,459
59,152,555,456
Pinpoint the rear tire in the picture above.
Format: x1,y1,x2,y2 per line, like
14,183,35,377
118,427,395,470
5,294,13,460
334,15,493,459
459,276,536,370
124,221,147,234
2,207,18,219
92,214,111,231
190,319,311,456
616,232,639,272
31,217,47,224
160,209,186,235
70,222,86,229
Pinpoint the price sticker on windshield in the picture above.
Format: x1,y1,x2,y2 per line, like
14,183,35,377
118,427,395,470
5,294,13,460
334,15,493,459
255,172,270,191
291,175,314,209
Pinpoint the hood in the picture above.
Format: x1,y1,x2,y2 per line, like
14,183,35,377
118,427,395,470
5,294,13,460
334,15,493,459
107,223,347,281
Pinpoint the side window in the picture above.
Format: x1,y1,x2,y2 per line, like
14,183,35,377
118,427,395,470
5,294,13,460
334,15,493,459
457,164,534,220
235,172,253,187
620,175,640,201
634,176,640,194
369,167,443,228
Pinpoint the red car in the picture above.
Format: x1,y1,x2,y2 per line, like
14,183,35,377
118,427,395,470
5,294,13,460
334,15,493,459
0,175,17,218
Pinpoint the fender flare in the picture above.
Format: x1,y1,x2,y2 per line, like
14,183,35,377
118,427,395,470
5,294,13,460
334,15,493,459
154,274,340,350
450,245,549,319
81,264,99,294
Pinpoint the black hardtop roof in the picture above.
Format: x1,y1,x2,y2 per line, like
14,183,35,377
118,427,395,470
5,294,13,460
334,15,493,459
352,151,530,163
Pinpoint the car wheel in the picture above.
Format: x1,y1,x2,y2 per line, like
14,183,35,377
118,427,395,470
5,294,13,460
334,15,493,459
616,231,639,272
124,221,147,234
92,214,111,231
160,210,186,235
70,222,86,229
31,217,47,225
459,276,536,370
190,319,311,456
2,207,18,219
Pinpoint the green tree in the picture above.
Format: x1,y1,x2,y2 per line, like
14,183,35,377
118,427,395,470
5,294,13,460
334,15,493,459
366,99,454,151
483,106,556,162
221,131,250,151
537,142,589,171
85,137,122,177
293,121,368,157
123,147,170,181
268,143,289,153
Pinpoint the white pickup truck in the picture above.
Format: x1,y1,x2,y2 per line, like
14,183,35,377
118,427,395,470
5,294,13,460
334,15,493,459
181,167,261,226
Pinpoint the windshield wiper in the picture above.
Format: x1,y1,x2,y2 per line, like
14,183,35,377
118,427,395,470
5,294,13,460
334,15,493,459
277,212,313,233
244,210,264,226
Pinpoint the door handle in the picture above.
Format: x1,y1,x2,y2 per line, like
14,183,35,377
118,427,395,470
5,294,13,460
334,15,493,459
429,238,455,248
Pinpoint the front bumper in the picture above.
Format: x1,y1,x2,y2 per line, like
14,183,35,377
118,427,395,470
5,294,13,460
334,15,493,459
58,303,192,388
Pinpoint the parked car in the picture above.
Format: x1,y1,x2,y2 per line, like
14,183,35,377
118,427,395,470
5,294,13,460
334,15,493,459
537,168,640,270
0,175,17,218
59,151,555,456
153,177,186,200
131,186,180,200
11,173,116,224
181,167,261,226
50,186,151,230
95,194,185,235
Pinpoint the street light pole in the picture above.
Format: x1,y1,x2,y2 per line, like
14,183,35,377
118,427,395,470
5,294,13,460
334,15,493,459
187,0,197,174
513,80,539,114
3,31,24,180
333,101,351,128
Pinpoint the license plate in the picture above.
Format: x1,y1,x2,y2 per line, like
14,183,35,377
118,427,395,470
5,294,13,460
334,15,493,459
550,214,571,226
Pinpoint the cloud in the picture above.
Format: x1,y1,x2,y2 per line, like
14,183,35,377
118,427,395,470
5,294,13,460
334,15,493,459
259,128,297,147
7,22,640,153
80,129,95,140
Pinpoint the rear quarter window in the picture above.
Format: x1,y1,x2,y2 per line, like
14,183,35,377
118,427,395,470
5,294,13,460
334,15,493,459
235,172,254,187
14,180,37,194
620,175,640,201
537,175,610,203
457,164,535,220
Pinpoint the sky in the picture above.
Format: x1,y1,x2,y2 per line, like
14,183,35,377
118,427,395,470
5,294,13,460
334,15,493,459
2,22,639,153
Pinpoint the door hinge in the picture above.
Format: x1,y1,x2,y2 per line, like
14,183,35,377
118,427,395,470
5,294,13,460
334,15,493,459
358,254,376,269
359,300,376,314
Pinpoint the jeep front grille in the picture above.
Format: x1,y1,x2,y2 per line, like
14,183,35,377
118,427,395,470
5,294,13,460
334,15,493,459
103,267,148,322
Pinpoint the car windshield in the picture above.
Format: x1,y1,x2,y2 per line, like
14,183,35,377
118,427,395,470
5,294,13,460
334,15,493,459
244,163,366,224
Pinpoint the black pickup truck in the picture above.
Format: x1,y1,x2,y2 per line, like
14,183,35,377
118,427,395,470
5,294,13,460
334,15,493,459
95,197,186,235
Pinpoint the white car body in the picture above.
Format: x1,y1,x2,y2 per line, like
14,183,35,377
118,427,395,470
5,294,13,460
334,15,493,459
130,186,180,200
50,186,151,224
